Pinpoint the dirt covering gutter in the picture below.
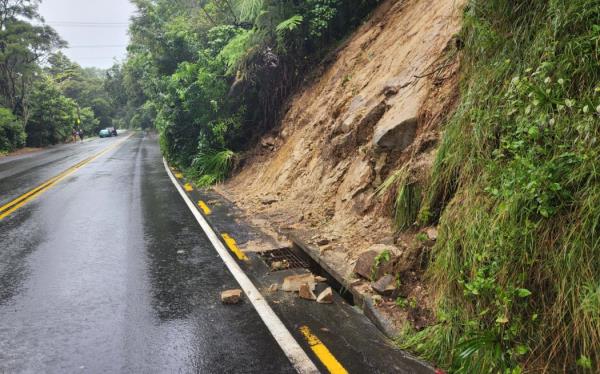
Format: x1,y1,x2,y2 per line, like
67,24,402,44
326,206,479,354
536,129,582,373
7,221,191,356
218,0,466,336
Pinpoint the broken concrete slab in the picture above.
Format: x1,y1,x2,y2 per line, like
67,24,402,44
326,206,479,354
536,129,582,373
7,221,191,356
281,273,316,292
371,274,397,296
299,283,317,300
221,289,243,304
316,287,334,304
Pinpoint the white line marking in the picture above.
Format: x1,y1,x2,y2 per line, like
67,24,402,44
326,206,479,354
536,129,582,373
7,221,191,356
163,158,319,374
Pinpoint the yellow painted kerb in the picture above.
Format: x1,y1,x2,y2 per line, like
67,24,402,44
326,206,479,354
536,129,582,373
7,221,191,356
175,172,184,179
299,325,348,374
198,200,212,215
221,233,248,261
184,183,194,192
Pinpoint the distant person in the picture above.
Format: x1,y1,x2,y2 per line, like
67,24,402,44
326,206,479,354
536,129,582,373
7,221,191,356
78,129,84,143
72,128,78,143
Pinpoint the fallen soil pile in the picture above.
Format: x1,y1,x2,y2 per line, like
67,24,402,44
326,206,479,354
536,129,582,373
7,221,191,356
220,0,464,285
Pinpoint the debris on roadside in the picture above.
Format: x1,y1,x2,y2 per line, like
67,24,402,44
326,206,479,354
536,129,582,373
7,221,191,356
281,273,316,292
270,259,289,271
221,289,243,304
353,250,378,280
371,274,397,296
316,287,333,304
315,276,327,283
299,283,317,300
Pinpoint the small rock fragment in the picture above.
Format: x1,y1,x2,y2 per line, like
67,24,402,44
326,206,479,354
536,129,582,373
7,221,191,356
299,284,317,300
270,259,289,271
371,274,397,296
319,244,333,255
268,284,279,292
316,287,334,304
221,289,243,304
426,227,438,241
282,274,316,292
177,250,185,255
261,197,278,205
315,276,328,283
317,238,330,246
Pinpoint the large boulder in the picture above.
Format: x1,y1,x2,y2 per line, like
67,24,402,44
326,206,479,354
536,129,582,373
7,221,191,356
353,250,378,280
373,95,420,152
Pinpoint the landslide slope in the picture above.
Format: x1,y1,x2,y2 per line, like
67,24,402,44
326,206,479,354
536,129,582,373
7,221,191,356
221,0,465,274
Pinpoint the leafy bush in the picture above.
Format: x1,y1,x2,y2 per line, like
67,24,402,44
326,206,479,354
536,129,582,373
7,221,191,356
0,108,26,153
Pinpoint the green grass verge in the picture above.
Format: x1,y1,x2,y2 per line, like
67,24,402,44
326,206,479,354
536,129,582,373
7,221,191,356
395,0,600,372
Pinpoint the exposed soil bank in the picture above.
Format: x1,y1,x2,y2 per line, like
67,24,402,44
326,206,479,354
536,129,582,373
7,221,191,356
217,0,466,329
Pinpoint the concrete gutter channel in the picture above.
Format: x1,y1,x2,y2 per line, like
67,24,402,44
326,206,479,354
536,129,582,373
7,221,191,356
173,175,434,373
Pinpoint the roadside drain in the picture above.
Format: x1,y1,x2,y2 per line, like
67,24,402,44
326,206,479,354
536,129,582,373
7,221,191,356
259,245,355,306
259,247,310,271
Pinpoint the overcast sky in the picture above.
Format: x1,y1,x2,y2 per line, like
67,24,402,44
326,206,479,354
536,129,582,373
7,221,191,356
38,0,136,69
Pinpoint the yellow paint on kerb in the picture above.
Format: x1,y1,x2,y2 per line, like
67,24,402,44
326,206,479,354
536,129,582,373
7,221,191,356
298,325,348,374
198,200,212,215
175,172,184,179
221,233,248,261
184,183,194,192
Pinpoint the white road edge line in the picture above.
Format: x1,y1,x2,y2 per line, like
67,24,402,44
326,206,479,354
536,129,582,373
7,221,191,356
163,158,320,374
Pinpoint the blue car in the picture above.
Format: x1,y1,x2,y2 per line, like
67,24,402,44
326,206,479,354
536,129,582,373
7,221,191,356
99,129,112,138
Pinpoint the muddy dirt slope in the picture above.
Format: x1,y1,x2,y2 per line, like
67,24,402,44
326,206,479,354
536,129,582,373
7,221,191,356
219,0,465,279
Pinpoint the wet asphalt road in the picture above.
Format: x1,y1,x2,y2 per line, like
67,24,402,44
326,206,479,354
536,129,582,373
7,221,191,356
0,133,295,373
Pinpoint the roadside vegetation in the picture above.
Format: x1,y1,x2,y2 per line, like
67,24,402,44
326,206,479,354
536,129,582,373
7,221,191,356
0,1,127,154
118,0,381,184
392,0,600,372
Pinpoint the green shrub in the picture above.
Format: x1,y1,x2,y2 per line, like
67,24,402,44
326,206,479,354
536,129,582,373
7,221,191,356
0,108,26,153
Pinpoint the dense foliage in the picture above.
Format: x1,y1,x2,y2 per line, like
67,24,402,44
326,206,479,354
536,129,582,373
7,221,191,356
395,0,600,372
120,0,381,183
0,0,124,153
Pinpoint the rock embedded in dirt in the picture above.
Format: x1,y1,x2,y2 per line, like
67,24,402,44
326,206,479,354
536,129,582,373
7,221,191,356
426,227,438,241
315,276,328,283
221,289,243,304
371,274,397,296
281,273,316,292
316,287,334,304
353,250,378,280
268,284,279,292
317,238,330,246
261,197,278,205
299,283,317,301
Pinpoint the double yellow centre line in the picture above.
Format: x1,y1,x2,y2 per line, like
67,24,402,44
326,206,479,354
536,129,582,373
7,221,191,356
0,137,130,221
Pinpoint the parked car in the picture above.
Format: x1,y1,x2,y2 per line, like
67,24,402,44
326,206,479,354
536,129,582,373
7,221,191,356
99,129,112,138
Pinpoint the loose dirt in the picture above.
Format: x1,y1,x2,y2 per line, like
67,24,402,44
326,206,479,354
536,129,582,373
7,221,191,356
217,0,466,329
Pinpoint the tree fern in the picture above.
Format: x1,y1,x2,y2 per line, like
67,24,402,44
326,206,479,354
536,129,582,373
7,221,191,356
275,15,303,36
236,0,264,22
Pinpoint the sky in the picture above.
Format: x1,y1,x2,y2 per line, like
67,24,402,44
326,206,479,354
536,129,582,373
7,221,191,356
38,0,136,69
